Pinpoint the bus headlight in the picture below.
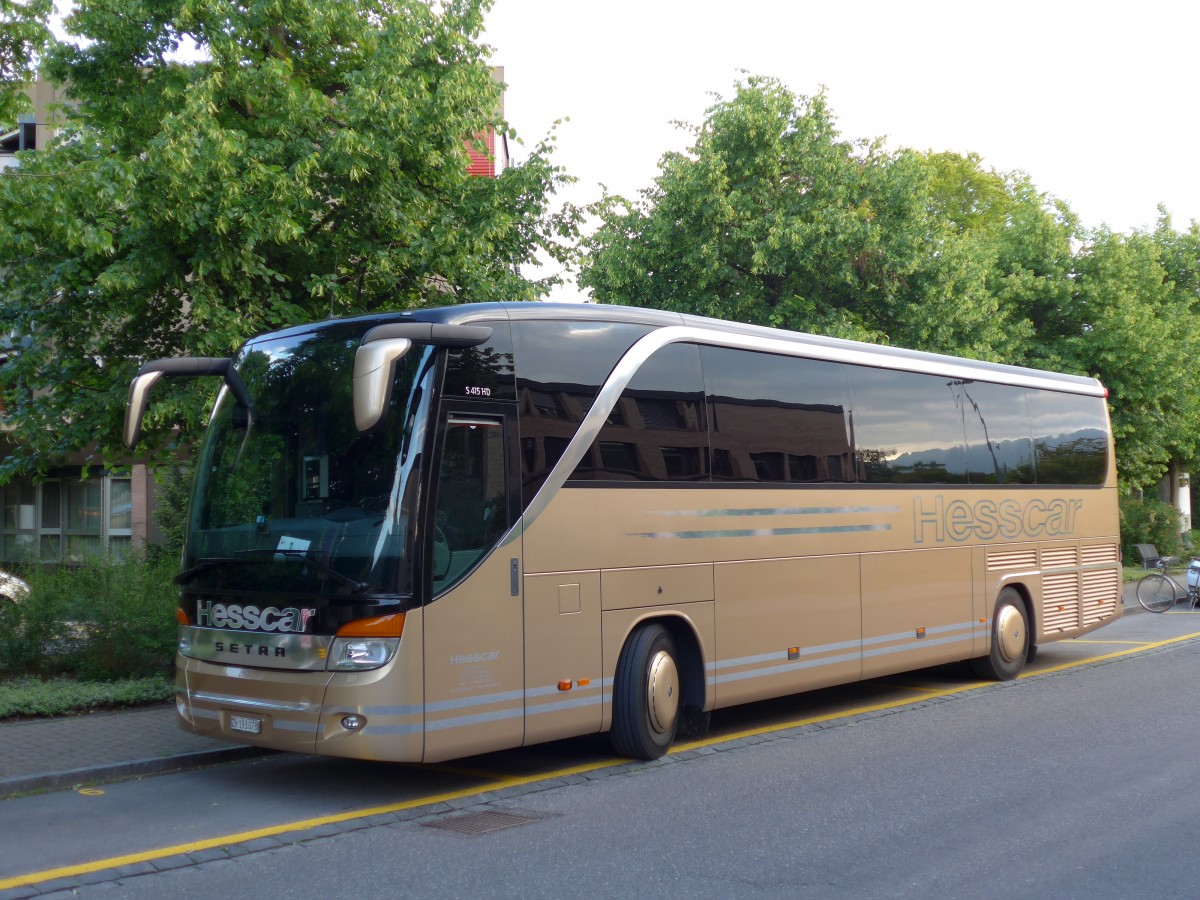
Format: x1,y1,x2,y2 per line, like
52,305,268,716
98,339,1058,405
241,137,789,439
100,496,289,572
327,613,405,671
328,637,400,671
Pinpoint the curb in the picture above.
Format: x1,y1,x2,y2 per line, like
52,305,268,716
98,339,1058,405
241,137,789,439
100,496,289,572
0,746,276,800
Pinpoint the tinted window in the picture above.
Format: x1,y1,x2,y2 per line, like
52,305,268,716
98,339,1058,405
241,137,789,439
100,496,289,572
572,343,707,482
847,368,969,484
703,347,853,483
1028,390,1108,485
443,321,516,402
957,381,1036,485
514,320,651,500
432,415,509,594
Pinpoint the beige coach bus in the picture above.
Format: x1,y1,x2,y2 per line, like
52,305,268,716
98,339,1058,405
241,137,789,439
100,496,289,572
125,302,1121,762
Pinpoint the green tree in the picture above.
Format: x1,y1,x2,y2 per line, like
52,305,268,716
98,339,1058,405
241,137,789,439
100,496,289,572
0,0,50,125
1060,228,1200,489
0,0,577,476
1152,209,1200,310
580,78,1025,358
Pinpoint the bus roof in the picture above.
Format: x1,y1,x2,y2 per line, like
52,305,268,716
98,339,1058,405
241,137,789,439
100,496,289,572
253,301,1105,396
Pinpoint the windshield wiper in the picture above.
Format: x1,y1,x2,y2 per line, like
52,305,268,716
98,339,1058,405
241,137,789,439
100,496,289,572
252,549,370,593
174,557,240,585
174,551,369,593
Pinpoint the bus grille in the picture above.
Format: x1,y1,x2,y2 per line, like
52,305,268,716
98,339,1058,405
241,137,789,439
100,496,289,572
1041,572,1081,633
1081,568,1120,623
987,549,1037,571
1041,546,1079,569
1081,543,1119,565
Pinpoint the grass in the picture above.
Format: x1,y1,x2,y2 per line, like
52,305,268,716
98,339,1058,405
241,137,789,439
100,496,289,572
0,675,174,721
1123,566,1147,582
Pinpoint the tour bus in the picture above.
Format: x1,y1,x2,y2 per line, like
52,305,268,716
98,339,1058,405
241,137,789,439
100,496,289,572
125,302,1121,762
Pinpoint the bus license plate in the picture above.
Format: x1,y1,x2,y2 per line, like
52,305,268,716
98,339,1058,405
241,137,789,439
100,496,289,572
229,715,262,735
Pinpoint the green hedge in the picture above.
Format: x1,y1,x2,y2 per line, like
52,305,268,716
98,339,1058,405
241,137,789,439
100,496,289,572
0,555,179,681
1119,495,1183,566
0,675,173,719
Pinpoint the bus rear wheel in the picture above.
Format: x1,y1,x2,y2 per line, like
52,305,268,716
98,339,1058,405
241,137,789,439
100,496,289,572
970,587,1029,681
610,623,680,760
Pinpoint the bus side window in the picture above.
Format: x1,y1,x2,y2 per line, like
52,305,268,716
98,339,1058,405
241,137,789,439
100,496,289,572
573,343,707,482
702,347,854,484
432,414,509,593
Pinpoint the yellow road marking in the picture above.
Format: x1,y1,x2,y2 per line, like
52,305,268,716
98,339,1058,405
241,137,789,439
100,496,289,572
1030,631,1199,676
425,764,512,782
871,683,950,695
675,681,991,752
0,760,617,891
1068,640,1148,645
4,628,1200,892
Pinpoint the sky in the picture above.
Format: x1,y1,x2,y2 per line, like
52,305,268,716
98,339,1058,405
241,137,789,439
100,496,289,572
481,0,1200,300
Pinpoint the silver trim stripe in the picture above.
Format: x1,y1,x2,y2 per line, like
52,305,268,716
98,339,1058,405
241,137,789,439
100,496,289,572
716,650,861,683
359,679,614,736
707,621,980,685
659,506,901,518
192,692,320,713
189,680,616,739
631,505,898,540
426,706,523,732
630,524,891,539
359,622,985,736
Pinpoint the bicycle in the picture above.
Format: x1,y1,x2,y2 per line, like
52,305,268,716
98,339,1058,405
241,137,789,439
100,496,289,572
1135,557,1200,613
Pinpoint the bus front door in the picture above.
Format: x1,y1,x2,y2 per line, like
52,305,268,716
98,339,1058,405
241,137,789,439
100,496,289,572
421,409,524,762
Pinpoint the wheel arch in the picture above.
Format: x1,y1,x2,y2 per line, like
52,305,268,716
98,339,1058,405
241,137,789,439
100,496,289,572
994,578,1036,645
616,612,709,717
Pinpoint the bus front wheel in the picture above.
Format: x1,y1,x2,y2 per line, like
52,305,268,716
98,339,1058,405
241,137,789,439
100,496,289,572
970,587,1029,681
610,623,680,760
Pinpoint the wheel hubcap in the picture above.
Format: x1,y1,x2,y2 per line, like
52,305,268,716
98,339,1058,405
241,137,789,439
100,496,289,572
995,604,1025,663
647,650,680,734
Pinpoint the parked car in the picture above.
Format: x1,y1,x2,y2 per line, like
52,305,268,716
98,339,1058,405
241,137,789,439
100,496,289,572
0,569,30,604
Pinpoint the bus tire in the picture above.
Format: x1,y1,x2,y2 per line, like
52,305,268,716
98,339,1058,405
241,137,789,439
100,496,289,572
970,587,1028,681
610,623,680,760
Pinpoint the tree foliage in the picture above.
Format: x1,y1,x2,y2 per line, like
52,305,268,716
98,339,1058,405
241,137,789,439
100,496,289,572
0,0,577,475
580,78,1059,361
1061,226,1200,488
0,0,50,125
583,78,924,344
580,75,1200,491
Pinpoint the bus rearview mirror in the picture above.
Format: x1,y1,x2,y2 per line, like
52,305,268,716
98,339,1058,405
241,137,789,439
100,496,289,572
123,357,251,449
124,370,165,449
353,338,413,431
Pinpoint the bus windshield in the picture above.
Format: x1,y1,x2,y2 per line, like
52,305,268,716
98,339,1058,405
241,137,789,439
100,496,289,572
183,323,437,597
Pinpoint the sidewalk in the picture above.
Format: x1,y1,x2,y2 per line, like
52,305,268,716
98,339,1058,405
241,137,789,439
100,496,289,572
0,703,271,799
0,582,1147,800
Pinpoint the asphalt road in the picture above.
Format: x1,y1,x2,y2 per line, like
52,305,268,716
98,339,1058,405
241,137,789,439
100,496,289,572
4,611,1200,899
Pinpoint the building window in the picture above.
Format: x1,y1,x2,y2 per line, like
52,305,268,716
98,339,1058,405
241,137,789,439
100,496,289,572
108,477,133,559
0,473,134,563
40,479,61,560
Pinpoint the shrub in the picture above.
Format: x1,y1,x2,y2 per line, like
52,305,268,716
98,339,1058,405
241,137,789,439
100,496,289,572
151,454,195,563
0,554,178,681
0,675,173,719
1120,494,1182,566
